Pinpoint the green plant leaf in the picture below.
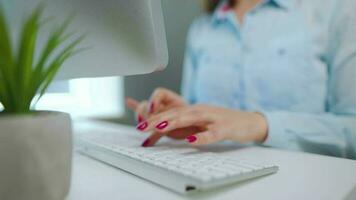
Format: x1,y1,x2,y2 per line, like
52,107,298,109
35,17,72,74
35,35,84,104
0,5,16,112
16,5,43,111
0,6,13,66
26,18,74,104
0,4,84,113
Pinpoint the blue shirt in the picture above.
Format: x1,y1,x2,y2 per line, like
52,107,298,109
181,0,356,159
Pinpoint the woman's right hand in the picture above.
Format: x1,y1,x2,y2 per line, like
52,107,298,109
126,88,194,146
126,87,187,124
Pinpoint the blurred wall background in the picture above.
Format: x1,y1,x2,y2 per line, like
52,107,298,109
123,0,203,124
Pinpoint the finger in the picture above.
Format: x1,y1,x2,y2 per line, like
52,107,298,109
136,106,211,133
141,132,164,147
149,87,184,114
166,127,203,139
136,101,149,123
185,131,224,146
126,97,145,123
125,97,139,110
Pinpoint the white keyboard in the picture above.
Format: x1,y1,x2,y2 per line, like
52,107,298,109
75,122,279,194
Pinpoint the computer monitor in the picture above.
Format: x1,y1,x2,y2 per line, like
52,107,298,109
2,0,168,79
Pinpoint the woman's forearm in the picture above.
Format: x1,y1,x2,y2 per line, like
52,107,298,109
261,111,356,159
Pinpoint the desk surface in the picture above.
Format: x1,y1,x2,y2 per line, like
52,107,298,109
67,120,356,200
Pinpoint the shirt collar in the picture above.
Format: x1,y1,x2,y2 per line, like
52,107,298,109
211,0,295,24
273,0,295,9
210,1,234,24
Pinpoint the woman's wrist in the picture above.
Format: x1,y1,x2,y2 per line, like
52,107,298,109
250,112,268,143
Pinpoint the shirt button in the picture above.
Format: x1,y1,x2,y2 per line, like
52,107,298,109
278,48,286,56
234,63,240,68
249,10,257,15
204,55,211,62
242,45,250,53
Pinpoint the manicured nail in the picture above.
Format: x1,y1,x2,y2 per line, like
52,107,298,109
149,102,154,113
137,115,144,123
141,138,150,147
186,135,197,143
136,121,148,131
156,121,168,130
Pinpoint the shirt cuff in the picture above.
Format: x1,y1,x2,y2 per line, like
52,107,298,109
260,111,286,147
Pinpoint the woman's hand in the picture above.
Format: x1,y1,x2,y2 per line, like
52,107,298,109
126,88,198,146
136,105,268,146
126,87,187,123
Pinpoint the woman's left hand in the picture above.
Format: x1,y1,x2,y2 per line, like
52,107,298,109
136,104,269,146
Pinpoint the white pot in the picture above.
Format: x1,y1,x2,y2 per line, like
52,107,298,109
0,111,72,200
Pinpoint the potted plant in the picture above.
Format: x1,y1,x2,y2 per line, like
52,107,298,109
0,5,83,200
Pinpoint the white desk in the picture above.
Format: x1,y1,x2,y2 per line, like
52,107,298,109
67,121,356,200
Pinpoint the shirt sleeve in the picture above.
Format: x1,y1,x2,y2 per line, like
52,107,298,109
262,0,356,159
181,19,200,104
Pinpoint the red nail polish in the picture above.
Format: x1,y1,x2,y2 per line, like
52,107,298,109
136,121,148,131
186,135,197,143
149,102,154,113
141,138,150,147
156,121,168,130
137,115,144,123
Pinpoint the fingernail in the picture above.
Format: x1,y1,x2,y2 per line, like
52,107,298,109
141,138,150,147
149,102,154,113
186,135,197,143
137,115,144,123
136,121,148,131
156,121,168,130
